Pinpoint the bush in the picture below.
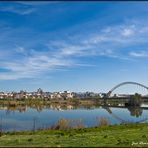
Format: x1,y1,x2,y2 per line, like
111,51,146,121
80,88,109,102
0,131,2,137
28,138,33,142
71,119,84,129
96,117,109,126
50,118,85,130
51,118,71,130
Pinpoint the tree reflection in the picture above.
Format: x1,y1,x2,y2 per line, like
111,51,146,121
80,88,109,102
127,106,143,117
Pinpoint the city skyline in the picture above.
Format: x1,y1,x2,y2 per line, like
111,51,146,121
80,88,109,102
0,2,148,94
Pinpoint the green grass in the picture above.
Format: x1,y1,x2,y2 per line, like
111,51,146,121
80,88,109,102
0,123,148,147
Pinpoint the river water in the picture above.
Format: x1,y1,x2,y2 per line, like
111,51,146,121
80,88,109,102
0,104,148,131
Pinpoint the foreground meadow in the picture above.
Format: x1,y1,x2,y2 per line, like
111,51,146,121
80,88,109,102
0,123,148,147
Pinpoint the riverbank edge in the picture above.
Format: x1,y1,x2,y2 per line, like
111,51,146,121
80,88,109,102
2,123,147,134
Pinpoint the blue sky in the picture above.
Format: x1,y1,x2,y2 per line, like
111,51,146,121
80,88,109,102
0,1,148,94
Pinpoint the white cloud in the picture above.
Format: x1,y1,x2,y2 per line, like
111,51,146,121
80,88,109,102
121,28,135,37
129,51,148,57
16,1,57,6
0,5,35,15
1,19,148,80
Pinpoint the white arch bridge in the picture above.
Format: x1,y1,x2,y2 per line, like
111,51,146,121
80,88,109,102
106,81,148,98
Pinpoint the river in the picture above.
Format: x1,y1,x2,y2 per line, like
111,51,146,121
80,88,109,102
0,103,148,131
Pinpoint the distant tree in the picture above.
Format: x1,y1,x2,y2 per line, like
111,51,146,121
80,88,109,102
128,93,143,106
113,94,117,98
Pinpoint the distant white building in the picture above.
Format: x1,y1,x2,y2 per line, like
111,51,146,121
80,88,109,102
62,91,73,99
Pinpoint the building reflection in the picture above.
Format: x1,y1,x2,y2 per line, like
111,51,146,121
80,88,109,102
0,103,146,119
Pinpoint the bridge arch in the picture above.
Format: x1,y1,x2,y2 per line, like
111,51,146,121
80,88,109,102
107,81,148,97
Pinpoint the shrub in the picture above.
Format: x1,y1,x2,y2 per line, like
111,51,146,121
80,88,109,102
96,117,109,126
28,138,33,142
0,131,2,137
50,118,70,130
50,118,85,130
70,119,85,129
103,135,108,138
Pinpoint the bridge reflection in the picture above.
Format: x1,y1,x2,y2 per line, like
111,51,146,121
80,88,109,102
101,105,148,123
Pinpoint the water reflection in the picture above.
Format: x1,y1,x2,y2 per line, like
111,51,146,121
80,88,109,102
0,102,148,131
127,106,143,117
0,103,147,117
0,104,100,113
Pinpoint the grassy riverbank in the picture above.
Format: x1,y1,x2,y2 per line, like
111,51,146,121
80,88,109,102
0,98,135,111
0,123,148,147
